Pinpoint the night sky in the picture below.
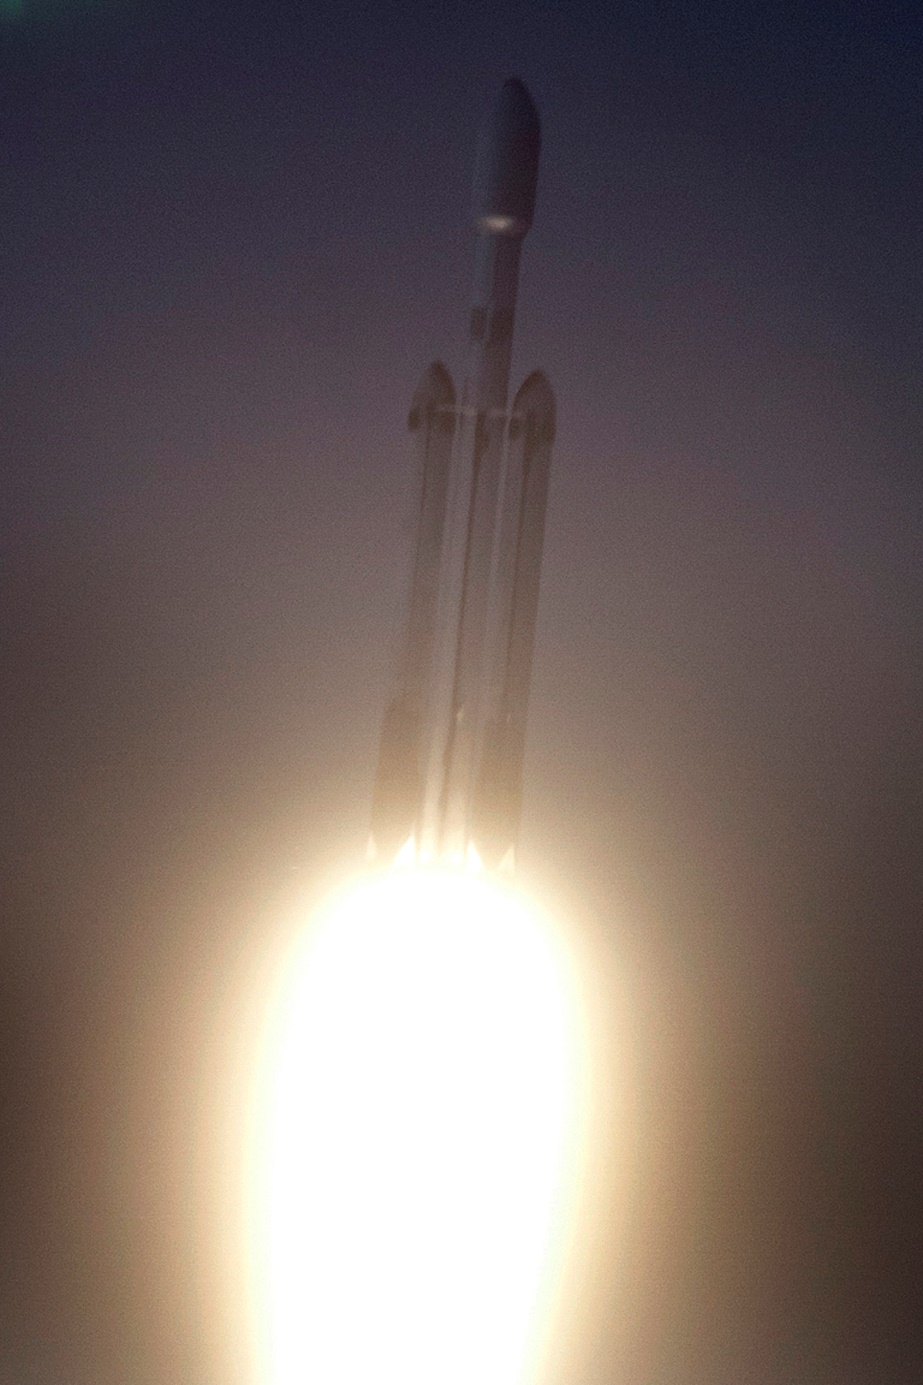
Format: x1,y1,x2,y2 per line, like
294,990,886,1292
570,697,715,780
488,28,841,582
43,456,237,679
2,1,921,1382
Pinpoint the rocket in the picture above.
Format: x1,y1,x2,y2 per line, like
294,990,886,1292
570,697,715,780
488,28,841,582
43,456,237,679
370,78,555,873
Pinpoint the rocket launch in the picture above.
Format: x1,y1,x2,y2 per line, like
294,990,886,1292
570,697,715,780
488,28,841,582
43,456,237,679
371,78,555,873
252,82,601,1385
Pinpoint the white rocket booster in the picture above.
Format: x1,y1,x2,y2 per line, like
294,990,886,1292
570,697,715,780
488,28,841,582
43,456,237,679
371,79,555,872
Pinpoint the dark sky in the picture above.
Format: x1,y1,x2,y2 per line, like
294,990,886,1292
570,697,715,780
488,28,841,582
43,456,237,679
2,1,921,1382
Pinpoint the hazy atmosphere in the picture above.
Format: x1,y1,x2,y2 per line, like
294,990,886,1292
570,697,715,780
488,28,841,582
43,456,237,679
2,1,921,1382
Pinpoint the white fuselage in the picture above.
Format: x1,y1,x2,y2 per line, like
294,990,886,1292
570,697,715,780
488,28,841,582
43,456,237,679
419,222,526,861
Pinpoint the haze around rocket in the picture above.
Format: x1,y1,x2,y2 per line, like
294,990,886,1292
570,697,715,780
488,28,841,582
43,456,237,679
370,78,555,873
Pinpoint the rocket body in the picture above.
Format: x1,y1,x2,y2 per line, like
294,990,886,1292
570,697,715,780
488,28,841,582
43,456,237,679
371,80,555,872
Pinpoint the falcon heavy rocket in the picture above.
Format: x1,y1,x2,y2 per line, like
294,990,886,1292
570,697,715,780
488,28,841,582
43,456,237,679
370,79,555,874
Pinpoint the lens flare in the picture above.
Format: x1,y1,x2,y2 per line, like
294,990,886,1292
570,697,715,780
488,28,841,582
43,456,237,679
251,867,588,1385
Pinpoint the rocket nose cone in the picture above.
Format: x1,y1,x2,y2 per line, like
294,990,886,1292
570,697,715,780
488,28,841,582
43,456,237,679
472,78,541,236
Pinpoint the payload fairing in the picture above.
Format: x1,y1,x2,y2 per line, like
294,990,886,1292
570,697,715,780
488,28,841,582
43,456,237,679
370,79,555,873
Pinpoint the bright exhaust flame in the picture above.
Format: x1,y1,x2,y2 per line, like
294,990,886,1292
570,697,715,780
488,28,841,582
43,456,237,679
252,867,587,1385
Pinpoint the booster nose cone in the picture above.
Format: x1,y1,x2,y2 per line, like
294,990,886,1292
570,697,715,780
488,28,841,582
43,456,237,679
472,78,541,236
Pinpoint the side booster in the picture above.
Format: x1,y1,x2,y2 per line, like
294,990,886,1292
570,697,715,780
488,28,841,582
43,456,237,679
370,79,556,873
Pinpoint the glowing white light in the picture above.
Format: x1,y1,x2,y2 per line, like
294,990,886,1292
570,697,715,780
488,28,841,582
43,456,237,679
252,867,587,1385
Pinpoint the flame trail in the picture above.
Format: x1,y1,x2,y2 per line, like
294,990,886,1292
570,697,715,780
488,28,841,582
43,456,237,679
251,867,588,1385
